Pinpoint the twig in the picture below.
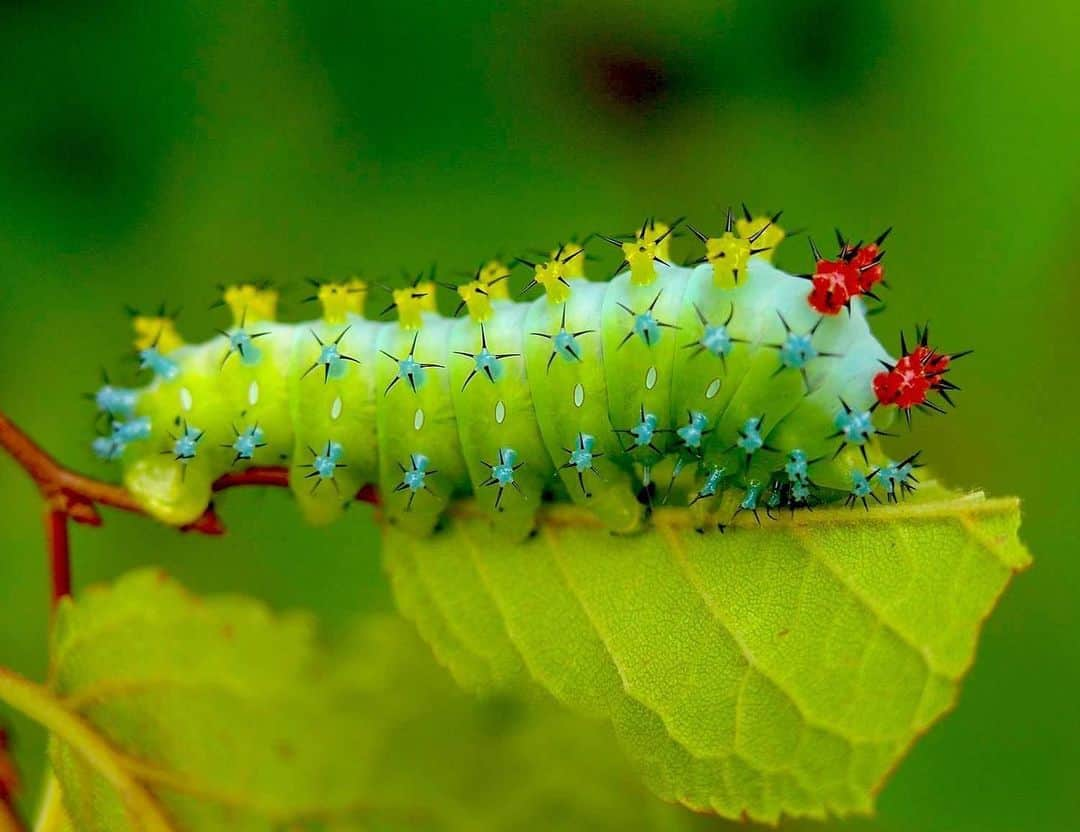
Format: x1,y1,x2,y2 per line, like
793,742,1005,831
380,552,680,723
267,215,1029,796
0,727,22,832
0,409,378,605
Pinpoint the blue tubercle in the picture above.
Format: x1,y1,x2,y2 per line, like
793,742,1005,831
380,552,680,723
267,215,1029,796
846,469,880,509
482,447,523,509
691,465,726,505
139,347,179,381
93,414,152,462
736,417,765,457
171,422,203,462
568,433,596,472
325,440,344,463
835,406,875,445
491,448,518,486
229,329,263,367
677,411,709,451
92,436,125,461
114,416,152,444
472,348,504,383
741,481,762,510
784,449,809,483
850,470,873,497
396,355,426,391
732,479,764,523
95,385,137,418
701,324,733,358
630,411,659,449
303,440,346,495
876,455,919,502
402,453,430,491
564,433,602,497
318,343,348,381
230,424,266,463
634,310,661,347
306,327,359,384
553,329,583,362
780,332,817,369
312,451,338,479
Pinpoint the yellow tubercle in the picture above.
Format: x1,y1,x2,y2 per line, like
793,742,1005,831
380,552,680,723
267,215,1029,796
551,243,586,279
393,286,428,330
532,259,573,304
458,280,493,322
706,233,752,289
317,282,353,325
413,281,438,312
735,215,785,262
223,283,279,326
623,239,660,286
478,260,511,300
132,316,183,352
642,220,674,261
345,276,368,316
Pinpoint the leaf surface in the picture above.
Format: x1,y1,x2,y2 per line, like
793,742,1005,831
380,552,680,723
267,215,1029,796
382,485,1031,823
3,571,706,832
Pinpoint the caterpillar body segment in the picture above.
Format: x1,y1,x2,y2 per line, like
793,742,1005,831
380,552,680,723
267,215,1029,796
290,318,379,524
121,320,298,524
524,282,643,534
93,215,961,538
449,302,552,540
375,314,468,536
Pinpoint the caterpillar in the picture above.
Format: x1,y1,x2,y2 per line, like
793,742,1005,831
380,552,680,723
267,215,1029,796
87,207,965,540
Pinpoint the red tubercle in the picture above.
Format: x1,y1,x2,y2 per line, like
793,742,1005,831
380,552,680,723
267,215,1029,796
848,242,885,292
873,364,931,408
807,262,854,315
905,345,951,383
873,329,965,410
806,230,889,314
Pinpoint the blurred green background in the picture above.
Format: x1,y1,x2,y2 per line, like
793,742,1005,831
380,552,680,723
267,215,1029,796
0,0,1076,828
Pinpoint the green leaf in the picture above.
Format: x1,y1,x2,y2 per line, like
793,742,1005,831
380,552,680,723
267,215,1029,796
1,570,709,832
382,485,1032,824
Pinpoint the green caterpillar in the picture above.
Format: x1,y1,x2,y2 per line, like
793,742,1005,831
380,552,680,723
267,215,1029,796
90,210,961,539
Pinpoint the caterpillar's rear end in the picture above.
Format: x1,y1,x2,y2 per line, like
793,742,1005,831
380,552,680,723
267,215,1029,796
89,209,964,538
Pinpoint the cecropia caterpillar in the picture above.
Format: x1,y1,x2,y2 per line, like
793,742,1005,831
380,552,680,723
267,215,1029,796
89,208,965,539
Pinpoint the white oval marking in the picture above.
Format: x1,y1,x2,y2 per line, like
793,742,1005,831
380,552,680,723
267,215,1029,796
331,396,343,421
248,380,259,406
413,407,424,431
705,378,722,399
495,400,506,424
573,383,585,407
179,387,193,412
645,366,658,390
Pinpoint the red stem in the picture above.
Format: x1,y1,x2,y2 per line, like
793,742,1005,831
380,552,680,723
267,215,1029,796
0,409,379,606
45,511,71,606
